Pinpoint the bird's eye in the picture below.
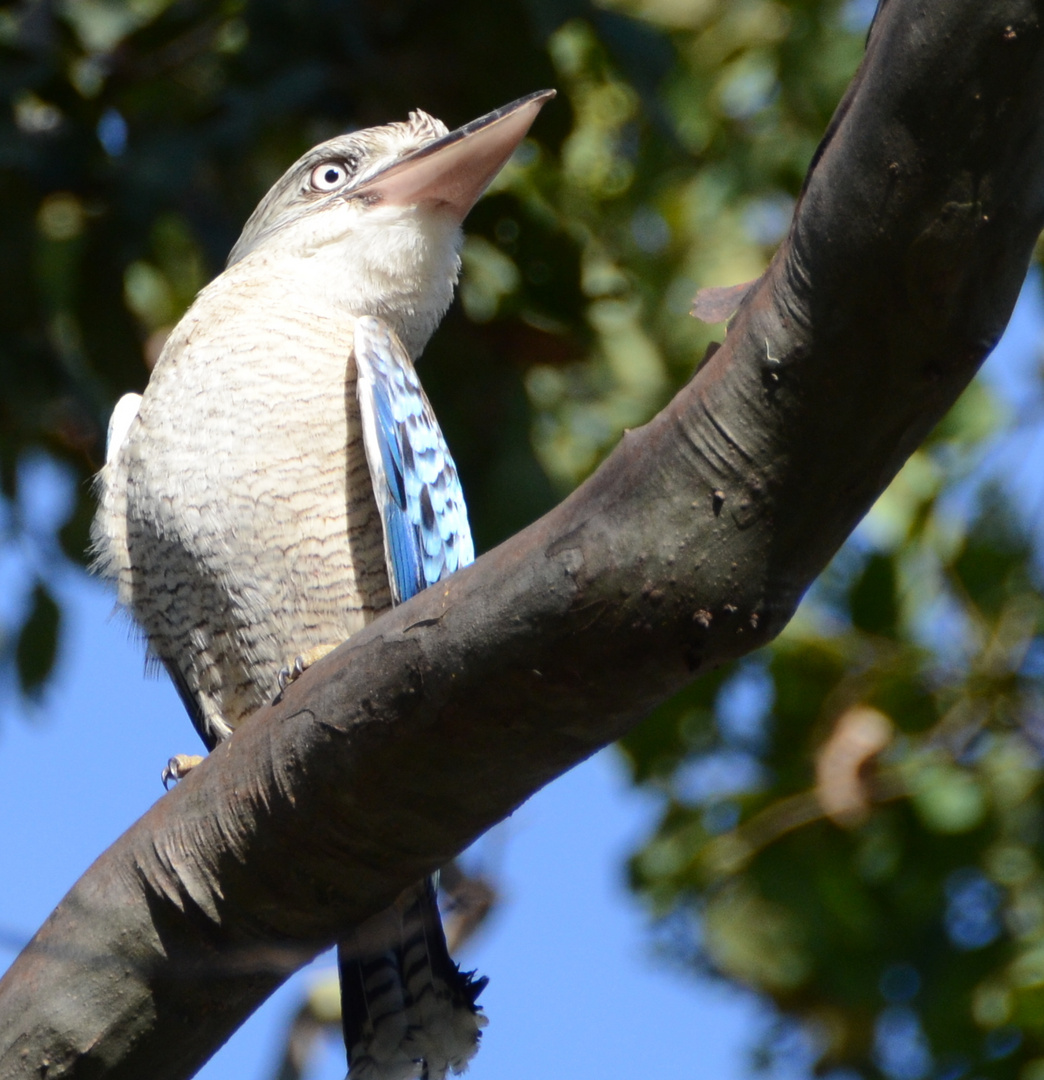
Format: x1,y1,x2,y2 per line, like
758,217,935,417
310,161,350,191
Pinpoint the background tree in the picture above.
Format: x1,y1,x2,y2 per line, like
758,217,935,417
2,1,1044,1079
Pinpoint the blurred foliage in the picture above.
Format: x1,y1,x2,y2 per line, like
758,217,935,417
3,2,1044,1080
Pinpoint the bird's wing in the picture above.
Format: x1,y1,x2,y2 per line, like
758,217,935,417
354,315,475,605
353,320,485,1077
89,393,143,603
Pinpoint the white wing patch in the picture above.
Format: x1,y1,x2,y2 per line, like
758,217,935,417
105,393,143,465
90,392,142,605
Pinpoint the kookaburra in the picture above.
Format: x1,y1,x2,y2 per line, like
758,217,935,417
91,89,555,1080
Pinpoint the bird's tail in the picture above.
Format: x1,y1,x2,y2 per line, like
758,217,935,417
339,876,488,1080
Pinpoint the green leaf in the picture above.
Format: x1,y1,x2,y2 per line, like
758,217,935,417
16,583,61,697
850,551,899,636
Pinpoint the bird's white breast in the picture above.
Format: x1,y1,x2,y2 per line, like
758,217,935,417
116,252,393,738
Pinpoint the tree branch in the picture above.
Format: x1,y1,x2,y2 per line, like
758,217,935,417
3,0,1043,1075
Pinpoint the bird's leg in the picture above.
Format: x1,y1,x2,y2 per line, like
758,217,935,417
276,643,340,691
161,753,205,789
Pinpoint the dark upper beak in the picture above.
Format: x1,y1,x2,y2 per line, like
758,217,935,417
353,90,556,221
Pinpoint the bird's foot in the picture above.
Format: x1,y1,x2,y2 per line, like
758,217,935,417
162,754,204,789
276,656,307,691
276,644,339,692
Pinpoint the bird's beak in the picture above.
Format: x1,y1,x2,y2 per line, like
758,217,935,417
353,89,556,221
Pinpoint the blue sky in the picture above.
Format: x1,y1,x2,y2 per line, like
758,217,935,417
0,539,762,1080
1,274,1042,1080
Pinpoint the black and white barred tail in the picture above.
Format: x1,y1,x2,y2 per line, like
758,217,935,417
339,877,488,1080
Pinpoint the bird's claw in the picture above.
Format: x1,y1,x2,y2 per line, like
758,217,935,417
162,753,205,789
276,655,308,692
275,645,337,699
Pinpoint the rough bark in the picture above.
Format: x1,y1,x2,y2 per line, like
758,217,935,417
2,0,1044,1075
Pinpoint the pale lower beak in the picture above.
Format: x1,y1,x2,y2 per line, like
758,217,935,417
354,89,556,221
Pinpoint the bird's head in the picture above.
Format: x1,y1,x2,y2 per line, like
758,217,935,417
227,90,555,357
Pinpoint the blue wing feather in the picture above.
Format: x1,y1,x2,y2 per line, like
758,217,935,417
355,315,475,606
372,386,408,511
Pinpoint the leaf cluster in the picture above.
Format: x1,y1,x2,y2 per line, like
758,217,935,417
621,418,1044,1078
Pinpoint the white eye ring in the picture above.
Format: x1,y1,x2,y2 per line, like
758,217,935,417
310,161,349,191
